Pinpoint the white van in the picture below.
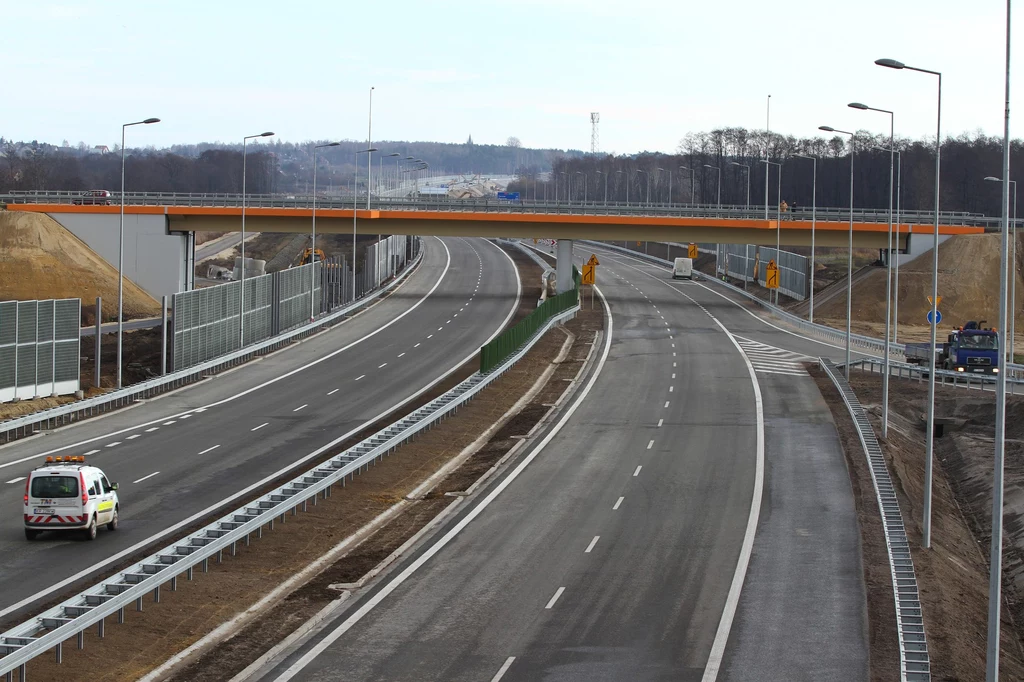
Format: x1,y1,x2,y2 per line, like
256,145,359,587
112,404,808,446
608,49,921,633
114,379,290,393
672,257,693,280
23,456,119,541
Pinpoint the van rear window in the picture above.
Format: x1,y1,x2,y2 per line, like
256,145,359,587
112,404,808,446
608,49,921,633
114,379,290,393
31,476,79,498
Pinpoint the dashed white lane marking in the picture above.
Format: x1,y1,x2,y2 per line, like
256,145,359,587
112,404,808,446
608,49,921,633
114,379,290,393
105,442,120,448
438,327,443,331
647,440,655,450
491,657,516,682
179,415,191,420
664,401,670,408
132,471,160,484
585,536,600,553
427,334,433,339
144,428,158,433
545,587,566,609
673,352,677,357
447,319,452,324
397,352,406,358
673,362,677,367
378,363,388,369
414,343,421,348
126,435,141,440
195,408,207,413
671,343,675,348
293,404,307,412
198,445,220,455
252,423,268,432
6,477,25,484
163,421,176,426
355,375,366,381
657,419,664,427
85,449,100,455
669,386,674,393
672,373,677,379
613,496,624,510
327,388,339,396
633,465,643,477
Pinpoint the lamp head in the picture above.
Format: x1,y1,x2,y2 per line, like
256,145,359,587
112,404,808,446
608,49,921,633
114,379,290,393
848,102,869,110
143,118,160,124
985,176,1002,182
703,164,714,169
819,125,836,132
387,152,401,157
260,131,274,137
875,58,905,69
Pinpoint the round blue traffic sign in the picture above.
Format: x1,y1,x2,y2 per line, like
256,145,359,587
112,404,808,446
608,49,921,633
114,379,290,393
927,309,942,324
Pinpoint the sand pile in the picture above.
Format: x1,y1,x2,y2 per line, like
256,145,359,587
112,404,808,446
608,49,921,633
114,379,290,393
817,233,1022,330
0,211,161,321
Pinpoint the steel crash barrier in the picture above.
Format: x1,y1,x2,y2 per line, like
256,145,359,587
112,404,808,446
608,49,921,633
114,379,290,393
480,266,580,373
0,271,581,680
579,240,1024,384
821,359,931,681
0,240,424,444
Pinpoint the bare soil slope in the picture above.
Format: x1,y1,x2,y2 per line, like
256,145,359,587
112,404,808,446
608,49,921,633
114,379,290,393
817,233,1021,330
0,211,160,321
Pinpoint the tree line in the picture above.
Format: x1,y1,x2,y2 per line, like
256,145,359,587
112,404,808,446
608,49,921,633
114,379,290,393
0,136,574,195
509,128,1023,217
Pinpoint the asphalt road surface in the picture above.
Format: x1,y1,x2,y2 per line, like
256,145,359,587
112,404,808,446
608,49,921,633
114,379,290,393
250,243,867,681
0,236,519,621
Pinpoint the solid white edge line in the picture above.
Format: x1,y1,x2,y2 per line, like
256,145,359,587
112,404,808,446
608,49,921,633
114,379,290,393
132,471,160,484
545,586,566,609
608,256,765,682
0,237,522,623
490,656,516,682
198,445,221,455
0,238,455,473
270,283,610,682
585,536,600,553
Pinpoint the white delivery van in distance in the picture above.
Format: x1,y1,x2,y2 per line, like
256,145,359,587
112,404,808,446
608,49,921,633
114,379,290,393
672,257,693,280
23,455,119,541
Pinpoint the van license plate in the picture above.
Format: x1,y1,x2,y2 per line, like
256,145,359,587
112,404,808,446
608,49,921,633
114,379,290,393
33,508,55,515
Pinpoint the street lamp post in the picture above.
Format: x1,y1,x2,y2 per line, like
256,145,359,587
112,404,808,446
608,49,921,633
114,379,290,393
876,56,942,550
116,117,160,390
616,170,627,207
353,147,377,301
793,154,817,322
819,126,854,378
986,176,1018,361
636,169,650,207
850,101,896,440
730,162,750,208
576,171,586,205
559,171,567,205
311,142,340,319
596,170,608,206
239,131,275,348
759,159,783,304
703,164,721,208
680,166,695,204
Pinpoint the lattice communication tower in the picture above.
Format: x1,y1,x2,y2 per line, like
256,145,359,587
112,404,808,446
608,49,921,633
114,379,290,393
590,112,600,154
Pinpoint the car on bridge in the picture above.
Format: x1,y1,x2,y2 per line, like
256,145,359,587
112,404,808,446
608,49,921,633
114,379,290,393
73,189,112,205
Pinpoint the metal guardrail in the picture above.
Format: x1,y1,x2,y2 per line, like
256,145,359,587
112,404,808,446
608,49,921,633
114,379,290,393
1,191,1008,228
0,243,424,443
848,357,1023,394
0,287,581,679
580,240,1024,383
820,358,931,681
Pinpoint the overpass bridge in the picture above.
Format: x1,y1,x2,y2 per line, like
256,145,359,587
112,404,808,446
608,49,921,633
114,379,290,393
1,191,991,298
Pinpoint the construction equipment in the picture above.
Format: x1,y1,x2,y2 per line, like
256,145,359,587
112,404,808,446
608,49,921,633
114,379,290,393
905,321,1001,374
299,247,326,266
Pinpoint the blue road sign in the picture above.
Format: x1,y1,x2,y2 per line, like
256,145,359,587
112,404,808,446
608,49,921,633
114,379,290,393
496,191,520,201
927,309,942,324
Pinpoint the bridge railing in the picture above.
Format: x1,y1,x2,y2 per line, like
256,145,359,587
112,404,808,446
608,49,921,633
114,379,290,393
1,191,1004,228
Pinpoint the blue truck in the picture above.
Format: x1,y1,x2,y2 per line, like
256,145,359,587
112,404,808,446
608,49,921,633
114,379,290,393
904,321,1001,375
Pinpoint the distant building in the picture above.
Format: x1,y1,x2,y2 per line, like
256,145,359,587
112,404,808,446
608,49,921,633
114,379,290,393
92,145,110,155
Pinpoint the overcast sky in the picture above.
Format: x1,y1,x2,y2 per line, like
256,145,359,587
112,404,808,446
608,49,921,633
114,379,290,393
3,0,1017,153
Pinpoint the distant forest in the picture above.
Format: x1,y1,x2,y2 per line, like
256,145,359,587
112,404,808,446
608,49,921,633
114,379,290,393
2,128,1021,217
507,129,1023,218
0,136,573,196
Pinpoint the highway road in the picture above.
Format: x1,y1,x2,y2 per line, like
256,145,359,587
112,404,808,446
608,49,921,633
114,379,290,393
249,243,868,681
0,236,520,620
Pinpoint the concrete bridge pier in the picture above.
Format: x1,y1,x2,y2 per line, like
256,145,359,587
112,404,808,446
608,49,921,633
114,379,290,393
556,239,574,293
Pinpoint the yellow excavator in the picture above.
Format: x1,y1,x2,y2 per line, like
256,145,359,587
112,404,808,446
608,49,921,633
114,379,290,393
299,247,326,265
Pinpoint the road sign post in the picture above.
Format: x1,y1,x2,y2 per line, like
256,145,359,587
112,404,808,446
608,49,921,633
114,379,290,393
582,263,597,309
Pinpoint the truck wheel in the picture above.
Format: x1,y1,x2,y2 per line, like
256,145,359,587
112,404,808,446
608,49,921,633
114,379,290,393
25,529,39,541
83,516,97,541
107,508,119,532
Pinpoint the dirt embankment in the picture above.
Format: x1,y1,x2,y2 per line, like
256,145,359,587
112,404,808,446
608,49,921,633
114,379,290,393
817,233,1023,334
0,211,161,322
829,370,1024,680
